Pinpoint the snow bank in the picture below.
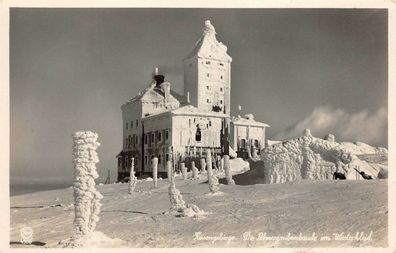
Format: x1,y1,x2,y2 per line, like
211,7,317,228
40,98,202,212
229,157,250,174
261,129,387,183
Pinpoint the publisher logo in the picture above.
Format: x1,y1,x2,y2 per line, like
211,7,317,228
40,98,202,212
20,226,33,244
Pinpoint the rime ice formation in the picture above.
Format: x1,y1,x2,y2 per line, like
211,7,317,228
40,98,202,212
181,162,187,180
128,158,137,194
200,158,206,172
206,149,220,193
261,129,387,183
69,131,103,246
191,161,199,180
223,155,235,185
152,158,158,188
167,161,205,218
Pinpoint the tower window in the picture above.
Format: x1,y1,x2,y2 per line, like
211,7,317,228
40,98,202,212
206,61,211,65
207,85,210,90
220,100,223,104
220,75,223,80
207,98,210,103
220,87,223,92
206,73,210,78
219,63,224,67
195,126,202,142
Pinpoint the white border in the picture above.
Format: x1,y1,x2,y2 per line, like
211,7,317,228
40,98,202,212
0,1,394,253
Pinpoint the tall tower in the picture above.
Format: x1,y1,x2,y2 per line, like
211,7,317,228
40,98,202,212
183,20,232,116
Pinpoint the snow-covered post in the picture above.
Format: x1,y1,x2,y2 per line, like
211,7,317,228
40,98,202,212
72,131,103,236
181,162,187,180
200,158,206,172
167,160,173,183
128,157,137,194
206,149,219,193
224,155,235,185
152,157,158,188
220,156,224,172
191,161,198,180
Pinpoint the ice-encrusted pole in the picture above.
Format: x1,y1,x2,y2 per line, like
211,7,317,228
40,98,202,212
72,131,103,236
200,158,206,172
181,162,187,180
191,161,198,180
152,157,158,188
223,155,235,185
128,157,137,194
206,149,219,193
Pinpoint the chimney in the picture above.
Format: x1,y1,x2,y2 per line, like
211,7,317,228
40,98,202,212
153,67,165,87
161,82,171,102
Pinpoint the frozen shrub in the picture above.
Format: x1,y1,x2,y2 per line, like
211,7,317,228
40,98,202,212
72,131,103,236
167,161,186,210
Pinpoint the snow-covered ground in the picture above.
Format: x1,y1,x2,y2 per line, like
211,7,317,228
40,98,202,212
10,174,387,248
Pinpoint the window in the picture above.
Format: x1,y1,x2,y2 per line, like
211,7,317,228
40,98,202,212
145,156,148,165
219,63,224,67
220,87,223,92
220,100,223,104
151,155,154,162
125,138,128,146
125,157,129,167
165,130,169,140
220,75,223,80
241,139,246,148
206,61,211,65
151,133,155,144
131,121,133,129
158,132,162,142
135,135,138,144
254,139,259,148
206,85,210,90
195,126,202,142
206,73,210,78
209,121,211,127
158,154,162,164
136,120,138,127
166,154,169,161
145,134,148,144
126,122,128,130
207,98,210,103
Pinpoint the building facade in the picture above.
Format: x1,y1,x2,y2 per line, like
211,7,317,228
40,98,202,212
117,20,269,181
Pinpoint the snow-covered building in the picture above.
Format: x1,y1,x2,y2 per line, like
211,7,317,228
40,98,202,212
117,20,269,180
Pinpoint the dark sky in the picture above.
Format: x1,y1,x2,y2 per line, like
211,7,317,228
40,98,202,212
10,8,388,185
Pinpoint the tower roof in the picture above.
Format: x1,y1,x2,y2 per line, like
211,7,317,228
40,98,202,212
185,20,232,62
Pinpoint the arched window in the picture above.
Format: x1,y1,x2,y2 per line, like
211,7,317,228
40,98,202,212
195,125,202,142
